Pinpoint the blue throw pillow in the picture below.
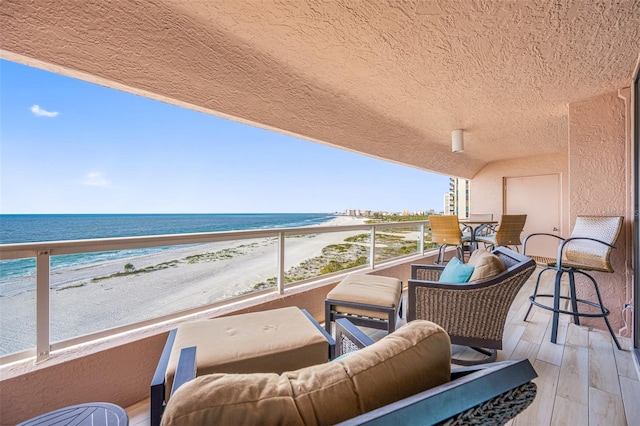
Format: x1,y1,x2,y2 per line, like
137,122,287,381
438,257,475,283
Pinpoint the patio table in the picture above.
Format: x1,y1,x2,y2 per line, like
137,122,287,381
460,220,498,252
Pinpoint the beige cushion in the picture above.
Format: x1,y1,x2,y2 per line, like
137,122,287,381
161,320,451,426
165,307,328,397
468,249,506,281
327,274,402,319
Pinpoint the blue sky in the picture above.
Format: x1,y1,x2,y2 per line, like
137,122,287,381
0,59,450,214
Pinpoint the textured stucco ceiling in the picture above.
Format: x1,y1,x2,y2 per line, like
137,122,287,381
1,0,639,178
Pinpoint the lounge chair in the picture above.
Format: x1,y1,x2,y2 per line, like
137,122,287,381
163,318,538,425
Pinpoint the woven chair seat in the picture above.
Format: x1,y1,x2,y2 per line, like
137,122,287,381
475,234,496,245
528,255,556,266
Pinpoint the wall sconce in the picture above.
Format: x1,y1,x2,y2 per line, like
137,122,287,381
452,129,464,153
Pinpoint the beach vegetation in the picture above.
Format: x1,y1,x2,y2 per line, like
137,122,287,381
318,255,367,274
85,242,271,284
423,241,438,250
252,277,277,291
344,233,413,245
91,260,180,282
365,214,429,223
250,241,370,288
376,233,407,242
57,282,87,291
184,242,264,264
376,243,417,259
323,243,353,253
185,247,244,263
319,261,343,274
344,234,369,243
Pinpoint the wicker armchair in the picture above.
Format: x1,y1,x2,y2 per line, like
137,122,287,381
408,247,536,365
523,215,624,349
475,214,527,252
429,215,472,264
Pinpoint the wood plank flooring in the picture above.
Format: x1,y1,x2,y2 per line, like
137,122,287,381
126,268,639,425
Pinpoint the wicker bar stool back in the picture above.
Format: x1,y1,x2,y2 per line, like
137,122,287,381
523,215,624,349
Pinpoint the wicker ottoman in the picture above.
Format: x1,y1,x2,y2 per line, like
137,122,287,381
325,274,403,335
151,307,333,426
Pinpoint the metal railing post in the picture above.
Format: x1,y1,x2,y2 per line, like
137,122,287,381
420,223,425,255
369,226,376,269
277,232,285,294
36,250,50,362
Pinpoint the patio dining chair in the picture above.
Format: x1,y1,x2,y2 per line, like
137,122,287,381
522,215,624,349
429,215,472,264
476,214,527,252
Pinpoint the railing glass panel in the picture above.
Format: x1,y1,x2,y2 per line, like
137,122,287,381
47,238,279,344
373,224,423,262
0,260,36,356
283,228,371,285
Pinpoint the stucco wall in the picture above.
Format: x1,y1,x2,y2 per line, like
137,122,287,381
568,91,629,332
470,90,631,335
470,152,570,234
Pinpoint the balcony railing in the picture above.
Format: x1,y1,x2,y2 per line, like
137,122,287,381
0,220,434,364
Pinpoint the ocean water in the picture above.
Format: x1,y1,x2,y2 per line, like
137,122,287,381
0,213,335,280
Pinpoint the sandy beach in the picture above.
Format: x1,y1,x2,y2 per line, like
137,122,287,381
0,216,371,355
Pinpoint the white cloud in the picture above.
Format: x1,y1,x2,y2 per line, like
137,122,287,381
82,172,111,188
30,104,59,117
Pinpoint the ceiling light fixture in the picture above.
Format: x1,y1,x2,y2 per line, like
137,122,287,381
452,129,464,153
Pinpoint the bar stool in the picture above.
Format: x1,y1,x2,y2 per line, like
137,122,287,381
523,216,623,349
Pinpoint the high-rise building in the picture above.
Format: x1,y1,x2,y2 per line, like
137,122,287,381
447,177,470,218
443,193,454,216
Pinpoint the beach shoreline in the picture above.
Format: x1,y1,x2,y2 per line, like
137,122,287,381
0,215,370,355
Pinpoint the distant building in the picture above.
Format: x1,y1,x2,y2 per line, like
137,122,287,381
443,193,454,216
447,177,470,218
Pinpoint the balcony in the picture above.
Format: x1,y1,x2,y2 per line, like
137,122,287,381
0,1,639,424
